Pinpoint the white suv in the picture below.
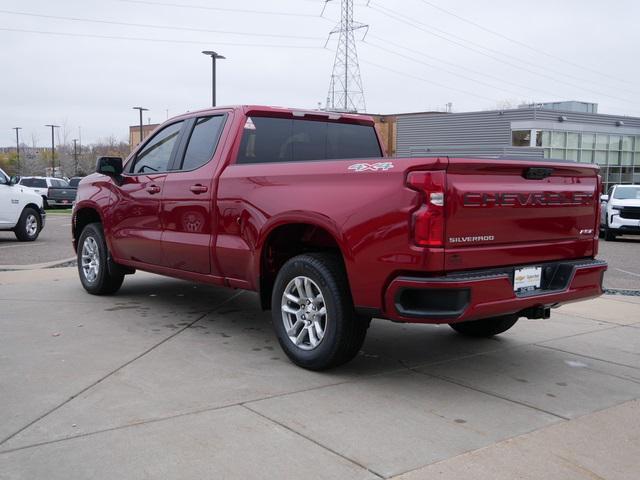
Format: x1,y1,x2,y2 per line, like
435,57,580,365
600,184,640,240
0,168,46,241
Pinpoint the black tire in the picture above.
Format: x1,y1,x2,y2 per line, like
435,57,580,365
271,253,369,370
604,222,617,241
14,207,42,241
77,222,124,295
449,314,519,337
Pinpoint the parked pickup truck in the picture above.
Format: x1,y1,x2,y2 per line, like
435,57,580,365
19,176,76,208
72,105,607,370
600,184,640,240
0,169,46,241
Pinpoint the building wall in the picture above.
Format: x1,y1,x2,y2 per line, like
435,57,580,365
129,124,160,148
395,107,640,191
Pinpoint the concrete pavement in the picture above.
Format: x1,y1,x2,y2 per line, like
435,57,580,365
0,267,639,479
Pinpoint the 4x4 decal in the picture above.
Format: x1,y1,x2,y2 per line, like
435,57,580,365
348,162,394,172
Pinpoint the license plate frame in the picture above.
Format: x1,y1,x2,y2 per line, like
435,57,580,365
513,266,542,293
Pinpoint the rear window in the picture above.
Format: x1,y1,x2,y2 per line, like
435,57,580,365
236,117,381,164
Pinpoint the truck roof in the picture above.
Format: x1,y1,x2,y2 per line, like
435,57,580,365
171,105,375,126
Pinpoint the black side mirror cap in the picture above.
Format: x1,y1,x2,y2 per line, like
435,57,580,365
96,156,124,176
9,175,20,185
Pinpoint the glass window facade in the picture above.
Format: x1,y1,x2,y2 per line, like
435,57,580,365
530,129,640,193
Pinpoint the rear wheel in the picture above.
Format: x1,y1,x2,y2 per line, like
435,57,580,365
77,223,124,295
14,208,41,241
271,253,369,370
449,314,519,337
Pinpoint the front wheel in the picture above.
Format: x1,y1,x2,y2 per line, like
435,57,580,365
77,223,124,295
449,314,519,337
14,207,41,241
604,223,617,241
271,253,369,370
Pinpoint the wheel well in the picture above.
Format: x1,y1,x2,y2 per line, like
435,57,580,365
73,208,101,244
259,223,345,310
24,203,41,213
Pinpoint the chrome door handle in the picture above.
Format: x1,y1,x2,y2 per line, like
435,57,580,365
146,185,161,194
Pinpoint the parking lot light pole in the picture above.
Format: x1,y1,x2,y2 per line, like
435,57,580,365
73,139,79,175
201,51,225,107
45,124,59,176
13,127,21,173
132,107,149,146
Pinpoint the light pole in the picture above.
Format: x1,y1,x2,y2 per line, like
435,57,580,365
132,106,148,146
13,127,21,173
45,124,59,176
73,139,79,175
201,51,225,107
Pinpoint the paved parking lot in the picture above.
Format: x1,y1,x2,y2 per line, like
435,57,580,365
0,211,74,267
1,267,639,479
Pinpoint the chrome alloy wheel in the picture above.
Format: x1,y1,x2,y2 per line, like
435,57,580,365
281,276,327,351
25,214,38,237
81,237,100,283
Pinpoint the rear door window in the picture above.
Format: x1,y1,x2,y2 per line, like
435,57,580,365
236,117,381,164
179,116,226,171
131,122,183,174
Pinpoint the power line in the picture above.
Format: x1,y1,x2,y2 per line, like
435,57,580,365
361,59,498,103
414,0,640,90
366,33,561,99
0,9,324,40
118,0,331,18
0,27,327,48
362,37,640,115
367,3,640,107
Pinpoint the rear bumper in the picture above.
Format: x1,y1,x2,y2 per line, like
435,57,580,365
47,199,74,207
384,258,607,324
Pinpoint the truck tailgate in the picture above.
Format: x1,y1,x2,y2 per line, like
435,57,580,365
443,158,599,271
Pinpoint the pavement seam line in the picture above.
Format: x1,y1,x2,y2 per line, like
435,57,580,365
401,362,570,421
241,404,386,480
0,290,245,447
388,398,639,480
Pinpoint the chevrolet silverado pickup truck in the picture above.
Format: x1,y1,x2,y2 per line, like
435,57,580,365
600,184,640,240
72,105,607,370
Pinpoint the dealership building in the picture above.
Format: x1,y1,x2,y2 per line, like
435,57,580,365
376,101,640,193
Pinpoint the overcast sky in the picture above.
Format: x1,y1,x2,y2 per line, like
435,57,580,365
1,0,639,146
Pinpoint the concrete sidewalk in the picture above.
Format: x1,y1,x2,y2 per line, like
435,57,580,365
0,268,639,479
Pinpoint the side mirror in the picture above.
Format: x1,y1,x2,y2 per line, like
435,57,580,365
96,156,123,176
9,175,20,185
600,194,609,202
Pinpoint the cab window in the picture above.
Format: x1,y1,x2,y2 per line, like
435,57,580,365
130,122,183,174
178,116,226,171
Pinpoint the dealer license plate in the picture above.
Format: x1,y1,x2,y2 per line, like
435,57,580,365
514,266,542,292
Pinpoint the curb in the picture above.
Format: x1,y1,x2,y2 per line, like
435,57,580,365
0,257,77,272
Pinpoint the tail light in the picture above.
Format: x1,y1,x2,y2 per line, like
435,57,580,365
407,171,446,247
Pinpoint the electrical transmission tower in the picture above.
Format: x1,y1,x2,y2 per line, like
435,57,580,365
324,0,368,113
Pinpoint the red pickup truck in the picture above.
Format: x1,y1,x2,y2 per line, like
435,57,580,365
72,105,607,370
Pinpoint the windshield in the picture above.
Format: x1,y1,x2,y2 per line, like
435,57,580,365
613,186,640,200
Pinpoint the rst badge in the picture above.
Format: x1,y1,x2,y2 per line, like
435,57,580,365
348,162,394,172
